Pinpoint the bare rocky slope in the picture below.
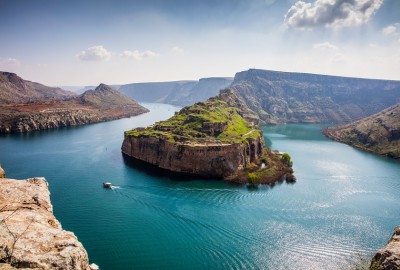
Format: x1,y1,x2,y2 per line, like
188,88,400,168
369,225,400,270
229,69,400,124
0,173,91,269
0,72,75,104
118,77,233,106
0,83,149,133
323,104,400,158
122,89,294,184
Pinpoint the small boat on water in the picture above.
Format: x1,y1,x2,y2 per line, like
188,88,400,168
103,182,112,188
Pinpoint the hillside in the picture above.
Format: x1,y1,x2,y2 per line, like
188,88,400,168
118,77,233,106
0,84,149,133
323,104,400,158
229,69,400,124
0,72,76,104
122,89,294,183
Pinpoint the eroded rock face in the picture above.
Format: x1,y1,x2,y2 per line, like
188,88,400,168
0,166,5,178
0,177,90,270
122,135,264,179
370,225,400,270
324,103,400,159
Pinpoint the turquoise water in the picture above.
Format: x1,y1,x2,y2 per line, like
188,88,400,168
1,104,399,270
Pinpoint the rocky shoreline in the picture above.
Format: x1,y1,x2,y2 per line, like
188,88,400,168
0,170,93,269
323,103,400,159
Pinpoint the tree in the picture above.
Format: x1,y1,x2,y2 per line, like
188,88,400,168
281,153,293,167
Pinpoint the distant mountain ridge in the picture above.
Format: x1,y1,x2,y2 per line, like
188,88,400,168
229,69,400,124
0,83,148,133
324,103,400,158
0,71,76,104
118,77,233,106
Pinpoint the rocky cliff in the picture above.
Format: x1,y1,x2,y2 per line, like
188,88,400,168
0,166,5,178
230,69,400,124
122,89,293,183
324,104,400,158
0,177,91,269
369,225,400,270
0,72,76,104
0,84,149,133
118,77,233,106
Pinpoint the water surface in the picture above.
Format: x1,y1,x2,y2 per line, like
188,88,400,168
0,105,399,270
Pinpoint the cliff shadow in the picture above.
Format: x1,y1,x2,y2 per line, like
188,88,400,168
122,153,224,182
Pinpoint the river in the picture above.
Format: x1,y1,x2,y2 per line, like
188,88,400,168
0,103,399,270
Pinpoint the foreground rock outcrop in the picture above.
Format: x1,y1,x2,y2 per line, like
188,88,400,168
370,225,400,270
0,83,149,133
0,177,91,269
122,89,293,183
324,104,400,159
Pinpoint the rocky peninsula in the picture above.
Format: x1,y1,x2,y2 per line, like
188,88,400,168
122,89,294,184
0,171,92,269
324,104,400,159
0,83,149,133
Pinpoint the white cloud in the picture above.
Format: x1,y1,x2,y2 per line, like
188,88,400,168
77,45,111,61
171,46,184,53
0,58,21,70
382,23,400,37
313,42,339,50
284,0,384,29
120,50,159,60
331,53,348,63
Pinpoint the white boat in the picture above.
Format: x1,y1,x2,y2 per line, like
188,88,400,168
103,182,112,188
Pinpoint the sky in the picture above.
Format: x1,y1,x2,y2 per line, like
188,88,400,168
0,0,399,86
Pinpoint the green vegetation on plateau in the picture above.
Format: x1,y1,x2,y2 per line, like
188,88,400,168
125,90,260,144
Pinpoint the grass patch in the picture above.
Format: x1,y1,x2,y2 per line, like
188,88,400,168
125,91,259,144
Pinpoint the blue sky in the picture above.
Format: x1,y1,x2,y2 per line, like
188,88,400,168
0,0,399,85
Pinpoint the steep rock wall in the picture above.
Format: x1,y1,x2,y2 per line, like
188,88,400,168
122,134,264,179
0,108,146,133
0,177,91,270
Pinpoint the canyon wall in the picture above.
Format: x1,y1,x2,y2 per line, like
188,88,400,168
122,135,264,179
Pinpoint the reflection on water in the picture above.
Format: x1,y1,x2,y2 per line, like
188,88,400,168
0,107,399,270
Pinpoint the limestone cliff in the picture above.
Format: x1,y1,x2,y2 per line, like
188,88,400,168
122,90,293,183
0,177,91,270
370,225,400,270
0,83,149,133
230,69,400,124
0,166,4,178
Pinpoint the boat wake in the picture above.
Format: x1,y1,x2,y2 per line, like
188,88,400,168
110,185,121,190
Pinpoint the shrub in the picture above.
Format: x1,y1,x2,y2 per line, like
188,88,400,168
281,153,293,167
247,173,260,185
